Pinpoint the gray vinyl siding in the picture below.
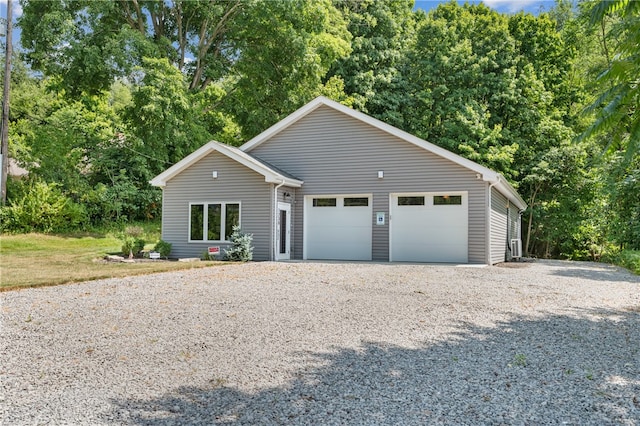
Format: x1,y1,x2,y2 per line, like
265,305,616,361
161,151,272,260
490,187,508,264
372,192,389,261
507,200,522,259
249,105,487,263
509,204,521,242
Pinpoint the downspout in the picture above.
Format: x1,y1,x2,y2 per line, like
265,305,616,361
273,179,286,261
487,177,501,265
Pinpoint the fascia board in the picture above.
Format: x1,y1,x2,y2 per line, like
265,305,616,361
218,143,304,187
150,141,217,187
150,140,303,188
496,178,527,210
238,96,523,207
241,96,499,179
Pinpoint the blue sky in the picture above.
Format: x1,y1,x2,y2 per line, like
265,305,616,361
415,0,557,14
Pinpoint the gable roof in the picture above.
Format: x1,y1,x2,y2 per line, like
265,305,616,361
150,140,303,188
240,96,526,210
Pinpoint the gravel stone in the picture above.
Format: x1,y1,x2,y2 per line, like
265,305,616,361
1,260,639,425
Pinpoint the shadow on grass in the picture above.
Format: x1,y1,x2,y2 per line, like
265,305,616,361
107,308,640,425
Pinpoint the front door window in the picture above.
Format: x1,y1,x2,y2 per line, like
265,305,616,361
276,202,291,260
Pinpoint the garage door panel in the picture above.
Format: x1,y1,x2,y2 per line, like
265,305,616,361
391,193,468,263
305,196,372,261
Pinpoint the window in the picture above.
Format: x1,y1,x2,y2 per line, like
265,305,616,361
344,197,369,207
398,196,425,206
190,204,204,240
433,195,462,205
190,202,240,241
313,198,337,207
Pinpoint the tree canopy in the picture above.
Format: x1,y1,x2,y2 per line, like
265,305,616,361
4,0,639,256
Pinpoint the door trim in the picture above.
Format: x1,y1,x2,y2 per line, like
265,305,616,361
276,202,291,260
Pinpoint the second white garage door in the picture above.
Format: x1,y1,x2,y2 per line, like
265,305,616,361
390,192,468,263
304,195,372,260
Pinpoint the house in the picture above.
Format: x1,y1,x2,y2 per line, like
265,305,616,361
151,96,526,264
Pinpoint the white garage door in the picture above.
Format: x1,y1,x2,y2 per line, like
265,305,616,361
390,193,468,263
305,195,372,260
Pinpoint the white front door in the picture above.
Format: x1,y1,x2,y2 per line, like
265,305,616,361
276,202,291,260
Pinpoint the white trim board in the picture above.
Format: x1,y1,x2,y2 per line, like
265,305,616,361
240,97,525,210
150,140,303,188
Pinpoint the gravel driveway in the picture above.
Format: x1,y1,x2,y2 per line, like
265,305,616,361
1,260,639,425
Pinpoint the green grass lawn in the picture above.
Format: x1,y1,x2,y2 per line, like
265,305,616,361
2,230,637,291
0,232,219,291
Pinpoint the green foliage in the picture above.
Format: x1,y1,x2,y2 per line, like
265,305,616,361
118,226,145,258
224,225,254,262
603,250,640,275
582,0,640,161
228,0,352,138
327,0,416,122
126,57,212,174
0,178,88,233
154,240,173,259
512,353,527,367
9,0,638,265
403,2,574,181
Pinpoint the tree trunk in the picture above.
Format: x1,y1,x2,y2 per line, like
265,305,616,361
1,0,13,205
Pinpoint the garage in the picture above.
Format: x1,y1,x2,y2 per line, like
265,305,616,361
304,195,372,260
390,192,468,263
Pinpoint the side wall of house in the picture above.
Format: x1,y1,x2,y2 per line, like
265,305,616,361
248,105,488,263
161,151,273,260
490,187,509,264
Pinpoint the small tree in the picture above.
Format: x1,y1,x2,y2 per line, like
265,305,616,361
224,225,253,262
119,225,145,259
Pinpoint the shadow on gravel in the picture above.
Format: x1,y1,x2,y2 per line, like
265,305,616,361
551,267,640,283
108,308,640,425
544,260,640,284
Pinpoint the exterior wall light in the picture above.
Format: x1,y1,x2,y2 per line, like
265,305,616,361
212,171,218,179
377,170,384,179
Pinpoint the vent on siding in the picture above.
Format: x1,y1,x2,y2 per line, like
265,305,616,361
510,239,522,259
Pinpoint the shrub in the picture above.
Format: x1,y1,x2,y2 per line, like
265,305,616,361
154,240,172,259
603,250,640,275
224,225,253,262
0,179,88,233
118,226,145,258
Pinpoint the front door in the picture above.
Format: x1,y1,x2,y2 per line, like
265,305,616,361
276,202,291,260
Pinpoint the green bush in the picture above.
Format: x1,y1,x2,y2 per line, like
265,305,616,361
0,179,88,233
603,250,640,275
118,226,145,258
79,177,162,226
224,225,253,262
154,240,172,259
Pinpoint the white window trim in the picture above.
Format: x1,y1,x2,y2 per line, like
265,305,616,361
188,201,241,243
391,192,467,207
308,194,371,208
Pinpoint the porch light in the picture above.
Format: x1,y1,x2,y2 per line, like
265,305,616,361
212,171,218,179
378,170,384,179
